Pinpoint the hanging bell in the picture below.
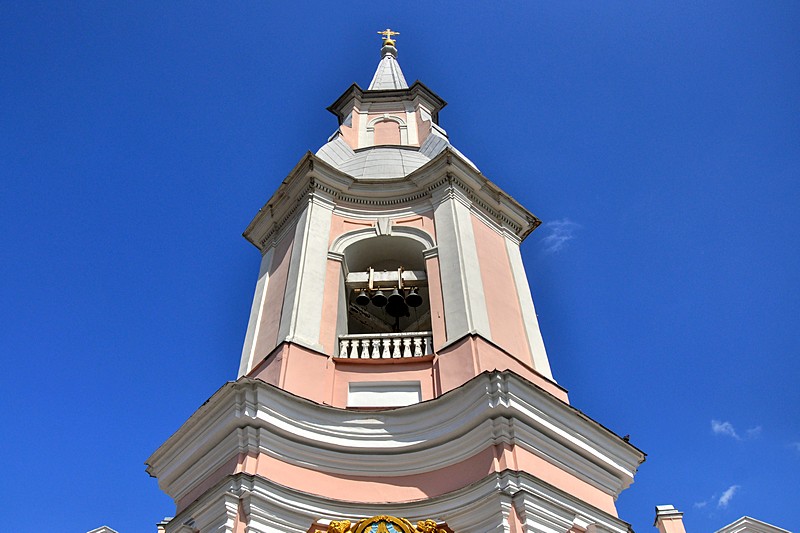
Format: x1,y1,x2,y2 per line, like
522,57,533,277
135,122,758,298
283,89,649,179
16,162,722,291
355,289,370,306
405,288,423,308
371,289,388,307
385,288,409,318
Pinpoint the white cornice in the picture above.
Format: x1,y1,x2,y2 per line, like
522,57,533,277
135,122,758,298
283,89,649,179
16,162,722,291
146,371,645,507
715,517,792,533
167,469,631,533
242,149,541,252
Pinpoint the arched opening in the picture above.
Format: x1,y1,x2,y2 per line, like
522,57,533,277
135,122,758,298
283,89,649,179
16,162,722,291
342,235,432,335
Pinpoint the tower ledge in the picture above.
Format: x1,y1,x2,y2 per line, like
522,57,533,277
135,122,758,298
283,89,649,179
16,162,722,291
243,148,540,253
146,370,645,517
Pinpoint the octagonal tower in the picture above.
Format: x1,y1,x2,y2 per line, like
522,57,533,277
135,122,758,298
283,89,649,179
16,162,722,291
146,34,645,533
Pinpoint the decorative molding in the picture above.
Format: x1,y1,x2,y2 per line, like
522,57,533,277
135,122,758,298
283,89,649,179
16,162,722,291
329,225,435,256
163,469,632,533
146,371,645,508
243,149,539,252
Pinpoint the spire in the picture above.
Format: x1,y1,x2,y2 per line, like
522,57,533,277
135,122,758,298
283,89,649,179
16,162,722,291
368,28,409,90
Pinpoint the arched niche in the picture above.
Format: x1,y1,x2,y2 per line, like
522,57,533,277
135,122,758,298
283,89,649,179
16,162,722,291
332,229,434,335
366,114,408,146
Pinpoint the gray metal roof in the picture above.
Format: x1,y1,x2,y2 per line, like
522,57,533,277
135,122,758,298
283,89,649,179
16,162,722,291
335,147,430,179
368,53,408,90
316,132,479,179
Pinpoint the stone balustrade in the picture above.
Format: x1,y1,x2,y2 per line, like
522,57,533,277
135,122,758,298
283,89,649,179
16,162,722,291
337,332,434,360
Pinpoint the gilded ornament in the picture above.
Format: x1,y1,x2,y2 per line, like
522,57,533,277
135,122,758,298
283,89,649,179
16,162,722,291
416,519,444,533
328,520,352,533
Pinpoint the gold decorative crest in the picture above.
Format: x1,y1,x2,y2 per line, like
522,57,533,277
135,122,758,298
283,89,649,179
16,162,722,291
315,515,449,533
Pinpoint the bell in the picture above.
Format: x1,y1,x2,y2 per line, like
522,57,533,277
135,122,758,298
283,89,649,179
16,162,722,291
371,289,387,307
405,288,423,308
385,288,409,318
355,289,370,306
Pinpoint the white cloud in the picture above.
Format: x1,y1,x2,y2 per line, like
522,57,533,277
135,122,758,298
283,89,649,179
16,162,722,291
540,218,580,254
746,426,762,439
717,485,740,508
711,420,740,440
693,500,708,509
790,442,800,452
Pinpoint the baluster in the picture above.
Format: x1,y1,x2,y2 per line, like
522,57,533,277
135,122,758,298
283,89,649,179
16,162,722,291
360,339,370,358
412,337,422,357
348,340,358,358
382,338,391,359
371,339,381,358
391,338,402,358
423,336,433,356
339,339,349,358
402,337,412,358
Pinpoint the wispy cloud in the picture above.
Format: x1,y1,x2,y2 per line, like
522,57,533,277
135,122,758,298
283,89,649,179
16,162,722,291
711,420,762,440
540,218,580,254
693,500,708,509
712,420,740,440
790,442,800,453
746,426,762,439
717,485,740,508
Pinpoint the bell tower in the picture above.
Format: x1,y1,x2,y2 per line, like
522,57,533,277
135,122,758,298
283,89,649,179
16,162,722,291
146,33,645,533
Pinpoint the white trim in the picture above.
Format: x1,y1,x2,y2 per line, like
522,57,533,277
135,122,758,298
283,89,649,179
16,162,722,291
147,371,644,507
715,517,792,533
347,381,422,407
365,114,408,146
238,248,274,377
329,225,436,256
242,150,539,253
277,198,334,350
163,469,631,533
504,235,553,379
432,185,492,341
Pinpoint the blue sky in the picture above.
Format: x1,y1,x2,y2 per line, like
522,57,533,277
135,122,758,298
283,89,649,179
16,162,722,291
2,3,798,532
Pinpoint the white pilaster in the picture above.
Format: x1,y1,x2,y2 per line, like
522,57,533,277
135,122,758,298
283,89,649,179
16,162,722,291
432,184,492,342
239,247,275,377
504,235,553,379
277,194,334,350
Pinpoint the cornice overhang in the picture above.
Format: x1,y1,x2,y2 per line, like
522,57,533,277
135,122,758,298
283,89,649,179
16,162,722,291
327,81,447,125
146,370,646,507
243,148,541,252
715,517,792,533
172,469,633,533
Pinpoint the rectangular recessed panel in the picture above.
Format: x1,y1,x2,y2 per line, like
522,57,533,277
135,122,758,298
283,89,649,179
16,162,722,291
347,381,422,407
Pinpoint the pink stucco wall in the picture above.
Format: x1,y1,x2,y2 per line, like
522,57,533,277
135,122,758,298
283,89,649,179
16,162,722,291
656,516,688,533
437,335,569,403
252,229,294,361
391,212,435,235
318,259,342,355
374,119,401,145
176,441,615,517
424,255,447,352
415,109,432,147
328,213,372,246
470,214,532,364
331,360,435,407
340,109,359,150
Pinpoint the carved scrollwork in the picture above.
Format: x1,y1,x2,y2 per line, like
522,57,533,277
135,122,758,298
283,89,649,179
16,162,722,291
319,515,449,533
328,520,352,533
415,519,446,533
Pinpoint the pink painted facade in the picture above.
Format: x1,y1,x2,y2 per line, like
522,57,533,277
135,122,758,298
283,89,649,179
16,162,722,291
174,440,618,517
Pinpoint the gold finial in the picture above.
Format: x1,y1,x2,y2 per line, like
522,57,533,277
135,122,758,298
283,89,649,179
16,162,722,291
377,28,399,46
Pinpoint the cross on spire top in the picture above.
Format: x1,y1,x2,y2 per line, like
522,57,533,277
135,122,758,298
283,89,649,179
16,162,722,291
377,28,400,45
